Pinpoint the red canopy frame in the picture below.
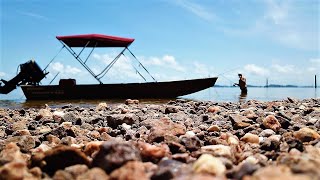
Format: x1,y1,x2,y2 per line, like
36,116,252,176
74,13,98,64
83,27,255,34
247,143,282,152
47,34,155,84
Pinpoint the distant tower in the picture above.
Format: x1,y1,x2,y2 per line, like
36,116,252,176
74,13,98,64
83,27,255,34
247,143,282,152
315,75,317,88
266,78,269,88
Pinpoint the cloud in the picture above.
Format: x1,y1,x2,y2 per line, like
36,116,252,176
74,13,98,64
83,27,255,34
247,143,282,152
307,58,320,73
0,72,5,77
141,55,185,72
18,11,49,21
173,0,216,21
272,64,294,73
244,64,269,76
222,0,318,50
49,62,82,76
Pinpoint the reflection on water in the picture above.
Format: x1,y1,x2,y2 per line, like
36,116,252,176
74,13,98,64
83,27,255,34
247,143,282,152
239,92,247,103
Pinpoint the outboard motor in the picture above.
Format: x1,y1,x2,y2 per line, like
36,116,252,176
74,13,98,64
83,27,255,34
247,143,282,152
0,60,48,94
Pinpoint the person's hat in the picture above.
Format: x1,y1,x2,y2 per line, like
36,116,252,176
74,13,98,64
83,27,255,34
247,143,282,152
238,73,242,76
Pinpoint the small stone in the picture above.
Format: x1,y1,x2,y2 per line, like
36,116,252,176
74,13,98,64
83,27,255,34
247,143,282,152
207,106,220,113
139,142,168,161
0,142,27,164
259,129,276,137
263,115,281,132
96,102,108,111
294,127,320,142
193,154,226,176
201,145,232,159
125,99,139,105
121,123,131,130
207,125,220,132
185,131,196,137
84,141,104,157
230,115,252,129
31,146,90,176
241,133,259,144
0,161,36,180
165,106,179,114
249,165,312,180
110,161,149,180
77,167,109,180
92,141,141,173
227,136,239,145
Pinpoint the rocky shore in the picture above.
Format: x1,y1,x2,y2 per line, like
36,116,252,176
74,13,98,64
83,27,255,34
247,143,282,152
0,97,319,180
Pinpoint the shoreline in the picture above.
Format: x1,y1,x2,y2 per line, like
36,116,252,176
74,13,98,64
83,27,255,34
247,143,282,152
0,97,319,179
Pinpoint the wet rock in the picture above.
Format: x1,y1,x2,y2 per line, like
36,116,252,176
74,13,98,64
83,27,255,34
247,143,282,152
263,115,281,132
110,161,151,180
240,133,259,144
293,127,320,142
92,140,141,173
193,154,226,176
31,146,90,176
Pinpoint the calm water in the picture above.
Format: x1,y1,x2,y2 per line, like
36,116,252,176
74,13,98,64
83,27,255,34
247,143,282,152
0,87,319,109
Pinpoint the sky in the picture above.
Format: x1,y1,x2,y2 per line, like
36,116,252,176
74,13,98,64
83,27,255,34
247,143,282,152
0,0,319,98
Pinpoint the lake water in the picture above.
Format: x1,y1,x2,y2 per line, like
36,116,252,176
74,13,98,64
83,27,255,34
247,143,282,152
0,87,319,109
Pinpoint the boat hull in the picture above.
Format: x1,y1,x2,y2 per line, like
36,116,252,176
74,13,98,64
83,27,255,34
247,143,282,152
21,77,218,100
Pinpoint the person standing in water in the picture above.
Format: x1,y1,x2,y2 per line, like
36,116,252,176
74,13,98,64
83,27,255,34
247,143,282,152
234,73,247,94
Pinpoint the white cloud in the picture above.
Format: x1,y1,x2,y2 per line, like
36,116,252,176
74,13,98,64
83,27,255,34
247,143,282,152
244,64,269,76
272,64,294,73
222,1,318,50
173,0,216,21
0,72,5,77
49,62,82,77
141,55,185,72
18,11,49,21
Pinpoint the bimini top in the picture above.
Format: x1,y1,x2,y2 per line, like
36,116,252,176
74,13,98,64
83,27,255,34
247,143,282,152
56,34,135,47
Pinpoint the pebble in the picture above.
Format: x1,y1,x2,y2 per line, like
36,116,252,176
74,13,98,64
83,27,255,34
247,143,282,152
294,127,320,142
241,133,260,144
193,154,226,176
207,125,220,132
92,140,141,173
263,115,281,131
0,98,318,179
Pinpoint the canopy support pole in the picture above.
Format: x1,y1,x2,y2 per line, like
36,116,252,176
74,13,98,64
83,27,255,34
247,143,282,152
84,42,97,64
76,41,90,58
59,40,103,84
122,53,147,82
126,48,157,82
96,47,127,79
43,45,65,72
